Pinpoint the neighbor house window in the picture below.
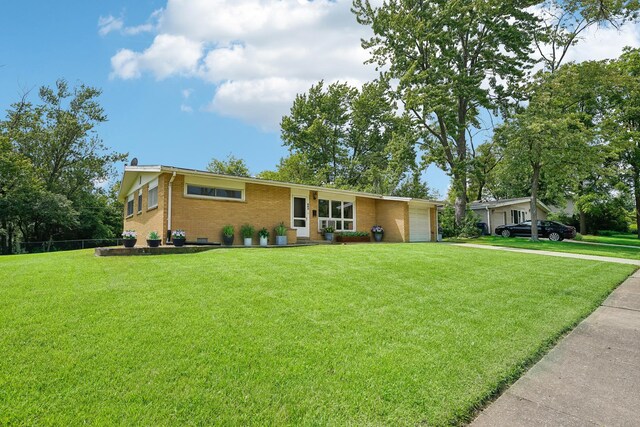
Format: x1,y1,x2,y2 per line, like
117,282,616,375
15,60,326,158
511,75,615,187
510,209,526,224
126,194,134,217
186,184,242,200
148,178,158,209
137,190,143,214
318,199,354,231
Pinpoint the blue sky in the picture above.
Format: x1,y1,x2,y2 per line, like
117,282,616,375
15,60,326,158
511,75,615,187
2,1,639,197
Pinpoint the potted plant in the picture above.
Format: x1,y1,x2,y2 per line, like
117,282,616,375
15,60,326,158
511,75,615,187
240,224,255,246
323,226,335,242
147,231,161,247
122,230,137,248
172,229,186,247
222,225,234,246
258,227,269,247
371,225,384,242
274,222,288,246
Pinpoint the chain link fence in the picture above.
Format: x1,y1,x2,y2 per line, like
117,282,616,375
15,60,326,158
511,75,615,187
16,238,124,254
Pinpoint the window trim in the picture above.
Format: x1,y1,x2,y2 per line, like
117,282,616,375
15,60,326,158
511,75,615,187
318,198,356,232
137,190,143,214
126,194,134,218
183,183,245,202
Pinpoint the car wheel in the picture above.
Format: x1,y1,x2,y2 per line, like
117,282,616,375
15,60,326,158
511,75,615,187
501,229,511,238
548,232,561,241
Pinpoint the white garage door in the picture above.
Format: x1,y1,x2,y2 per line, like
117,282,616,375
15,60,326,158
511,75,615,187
409,205,430,242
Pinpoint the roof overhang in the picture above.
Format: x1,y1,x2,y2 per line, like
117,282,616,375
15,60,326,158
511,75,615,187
118,165,445,206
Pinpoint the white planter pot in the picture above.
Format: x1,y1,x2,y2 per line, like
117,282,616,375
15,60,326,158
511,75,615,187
275,235,287,246
259,236,268,247
243,237,252,246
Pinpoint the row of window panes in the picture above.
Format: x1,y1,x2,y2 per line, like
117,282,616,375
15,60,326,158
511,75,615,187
320,219,354,231
186,184,242,200
318,199,354,231
318,200,354,219
511,209,526,224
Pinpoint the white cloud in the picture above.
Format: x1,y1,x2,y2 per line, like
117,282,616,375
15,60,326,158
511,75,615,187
109,0,640,129
98,15,124,36
110,34,202,80
109,0,376,128
180,104,193,113
98,11,158,37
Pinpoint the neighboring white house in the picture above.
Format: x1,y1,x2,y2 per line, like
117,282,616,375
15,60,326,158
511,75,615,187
470,197,551,235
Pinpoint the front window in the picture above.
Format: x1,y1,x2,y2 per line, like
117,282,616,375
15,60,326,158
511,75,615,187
511,209,527,224
186,184,242,200
319,199,355,231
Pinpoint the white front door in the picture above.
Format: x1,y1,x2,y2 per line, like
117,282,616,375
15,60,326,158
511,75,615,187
292,195,309,238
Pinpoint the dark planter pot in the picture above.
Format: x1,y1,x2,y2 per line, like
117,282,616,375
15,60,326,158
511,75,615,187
373,232,383,242
223,235,234,246
147,239,161,248
123,239,136,248
173,237,186,247
336,235,370,243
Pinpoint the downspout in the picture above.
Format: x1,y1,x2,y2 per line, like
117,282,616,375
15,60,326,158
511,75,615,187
167,172,176,242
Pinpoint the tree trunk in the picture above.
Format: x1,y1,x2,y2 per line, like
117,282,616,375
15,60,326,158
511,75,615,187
530,164,541,241
633,169,640,239
453,170,468,227
579,209,587,235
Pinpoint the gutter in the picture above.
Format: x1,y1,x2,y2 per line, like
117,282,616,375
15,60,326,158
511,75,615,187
167,172,176,242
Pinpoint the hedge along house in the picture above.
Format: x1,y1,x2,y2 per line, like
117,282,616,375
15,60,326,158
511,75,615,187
118,165,442,245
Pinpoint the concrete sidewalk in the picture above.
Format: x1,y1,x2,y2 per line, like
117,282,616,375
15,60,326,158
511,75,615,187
451,243,640,266
471,270,640,426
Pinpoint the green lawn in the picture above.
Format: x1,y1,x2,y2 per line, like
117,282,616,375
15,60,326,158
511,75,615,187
581,233,640,247
0,245,634,425
457,236,640,260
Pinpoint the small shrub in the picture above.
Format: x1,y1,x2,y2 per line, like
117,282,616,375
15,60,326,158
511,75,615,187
574,233,583,241
324,226,335,233
240,224,255,238
222,225,234,237
148,231,160,240
274,222,288,236
440,206,481,238
337,231,369,237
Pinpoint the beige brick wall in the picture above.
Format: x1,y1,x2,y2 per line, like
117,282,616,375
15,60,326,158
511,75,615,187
123,174,166,246
356,197,376,235
169,175,292,245
375,199,409,242
123,172,415,244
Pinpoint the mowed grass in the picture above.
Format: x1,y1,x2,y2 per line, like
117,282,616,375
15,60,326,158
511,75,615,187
0,245,634,425
461,236,640,260
581,233,640,247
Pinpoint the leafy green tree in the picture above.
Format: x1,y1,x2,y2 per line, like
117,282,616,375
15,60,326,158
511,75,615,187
497,63,605,240
604,47,640,237
207,154,251,177
353,0,539,225
1,80,126,247
256,152,320,184
280,80,423,195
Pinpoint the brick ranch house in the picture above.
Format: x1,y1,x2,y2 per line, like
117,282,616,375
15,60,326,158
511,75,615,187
118,165,442,245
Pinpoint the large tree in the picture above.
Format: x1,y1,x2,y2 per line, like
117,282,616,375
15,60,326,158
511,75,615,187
1,80,126,247
352,0,539,225
605,47,640,237
497,63,606,240
279,79,423,195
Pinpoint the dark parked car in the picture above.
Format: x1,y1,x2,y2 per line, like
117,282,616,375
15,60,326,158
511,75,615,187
495,220,576,241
